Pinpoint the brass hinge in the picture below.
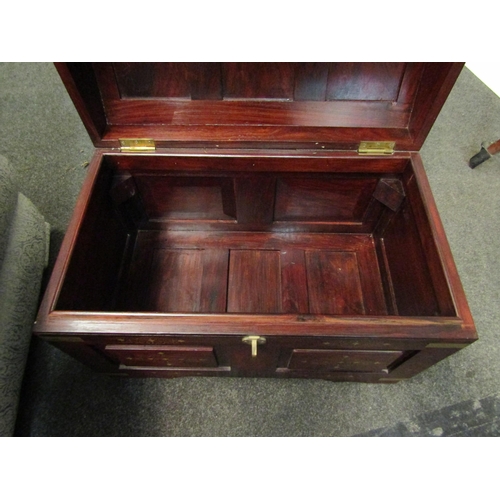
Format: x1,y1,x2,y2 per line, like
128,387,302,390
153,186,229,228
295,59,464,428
358,141,395,155
119,139,156,152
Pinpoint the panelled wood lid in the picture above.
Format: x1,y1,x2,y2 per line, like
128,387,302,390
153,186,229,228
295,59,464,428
55,62,464,151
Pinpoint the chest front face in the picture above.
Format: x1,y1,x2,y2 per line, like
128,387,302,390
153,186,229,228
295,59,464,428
34,63,476,383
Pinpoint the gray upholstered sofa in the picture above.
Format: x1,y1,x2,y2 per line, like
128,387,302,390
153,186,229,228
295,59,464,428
0,154,50,436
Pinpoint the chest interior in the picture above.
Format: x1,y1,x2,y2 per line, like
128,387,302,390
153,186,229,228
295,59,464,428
53,151,455,320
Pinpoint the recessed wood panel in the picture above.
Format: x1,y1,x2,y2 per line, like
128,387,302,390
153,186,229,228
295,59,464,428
280,249,309,314
306,251,365,315
112,63,408,103
149,249,203,312
105,345,218,368
235,175,276,225
113,63,222,100
133,175,235,220
68,63,464,149
326,63,406,101
294,63,329,101
227,250,281,313
288,349,404,372
274,176,378,222
222,63,295,100
145,248,229,313
120,231,388,316
381,199,441,316
56,166,130,311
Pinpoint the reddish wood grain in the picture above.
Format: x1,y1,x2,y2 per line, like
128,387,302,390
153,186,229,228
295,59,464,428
149,249,204,312
306,251,365,315
56,63,464,150
127,247,229,313
280,249,309,314
274,176,379,222
287,348,403,372
234,175,276,225
35,63,475,382
133,175,235,221
104,344,218,368
227,250,281,313
326,62,406,101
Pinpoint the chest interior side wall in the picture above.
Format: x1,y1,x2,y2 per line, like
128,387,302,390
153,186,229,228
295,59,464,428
54,154,456,319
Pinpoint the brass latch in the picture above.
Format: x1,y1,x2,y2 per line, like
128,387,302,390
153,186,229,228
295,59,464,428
358,141,395,155
119,139,156,152
242,336,266,357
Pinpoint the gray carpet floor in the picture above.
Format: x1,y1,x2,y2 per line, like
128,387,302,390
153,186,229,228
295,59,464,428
1,63,499,436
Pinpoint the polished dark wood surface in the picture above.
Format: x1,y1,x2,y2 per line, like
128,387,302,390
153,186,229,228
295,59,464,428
110,62,413,102
35,63,476,383
117,231,385,316
34,148,476,382
55,62,464,150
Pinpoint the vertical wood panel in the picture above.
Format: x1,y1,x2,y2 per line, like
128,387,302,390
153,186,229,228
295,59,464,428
55,63,108,142
199,249,229,312
113,63,157,97
113,63,223,100
222,63,295,99
150,249,204,312
396,63,426,103
274,176,378,222
56,165,130,311
294,63,328,101
220,178,237,219
235,176,276,225
281,249,309,314
134,175,235,221
306,251,365,315
403,167,455,316
355,242,388,315
381,199,440,316
326,62,406,101
374,237,399,315
408,63,464,149
147,248,229,313
113,63,190,98
227,250,281,313
188,63,223,100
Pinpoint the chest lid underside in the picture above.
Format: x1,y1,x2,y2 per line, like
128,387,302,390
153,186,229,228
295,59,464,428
56,62,464,152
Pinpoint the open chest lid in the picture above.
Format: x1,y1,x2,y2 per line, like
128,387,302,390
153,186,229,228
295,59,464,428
56,62,464,153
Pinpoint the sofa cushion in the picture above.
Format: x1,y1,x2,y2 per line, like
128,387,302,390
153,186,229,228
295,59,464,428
0,192,50,436
0,155,19,271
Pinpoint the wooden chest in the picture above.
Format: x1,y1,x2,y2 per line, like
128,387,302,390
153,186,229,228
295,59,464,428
34,63,477,382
